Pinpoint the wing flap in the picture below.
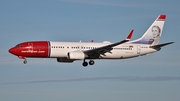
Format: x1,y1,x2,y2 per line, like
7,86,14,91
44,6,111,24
84,30,134,58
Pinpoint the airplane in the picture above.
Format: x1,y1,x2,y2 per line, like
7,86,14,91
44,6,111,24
9,15,174,67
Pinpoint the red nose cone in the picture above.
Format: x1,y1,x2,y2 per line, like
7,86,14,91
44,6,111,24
8,48,15,55
9,48,12,54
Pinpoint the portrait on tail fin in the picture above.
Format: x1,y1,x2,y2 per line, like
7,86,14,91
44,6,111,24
130,15,166,45
148,25,161,44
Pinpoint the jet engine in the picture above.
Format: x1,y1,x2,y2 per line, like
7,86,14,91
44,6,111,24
67,51,85,60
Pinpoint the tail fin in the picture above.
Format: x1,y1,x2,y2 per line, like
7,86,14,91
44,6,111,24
130,15,166,45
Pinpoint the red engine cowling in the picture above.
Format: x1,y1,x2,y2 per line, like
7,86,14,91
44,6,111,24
67,51,85,60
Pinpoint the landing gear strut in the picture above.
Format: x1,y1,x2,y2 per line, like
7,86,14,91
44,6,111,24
82,61,88,67
18,56,27,64
82,59,95,67
23,59,27,64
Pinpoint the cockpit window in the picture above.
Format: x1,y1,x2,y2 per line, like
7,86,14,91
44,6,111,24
16,45,22,48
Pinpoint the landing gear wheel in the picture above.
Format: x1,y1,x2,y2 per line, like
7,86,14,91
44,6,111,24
23,60,27,64
89,60,95,65
82,61,88,67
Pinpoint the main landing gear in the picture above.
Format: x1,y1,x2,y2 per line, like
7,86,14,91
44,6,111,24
82,59,95,67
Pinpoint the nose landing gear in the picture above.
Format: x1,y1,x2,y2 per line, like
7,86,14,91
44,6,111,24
23,59,27,64
18,56,27,64
82,59,95,67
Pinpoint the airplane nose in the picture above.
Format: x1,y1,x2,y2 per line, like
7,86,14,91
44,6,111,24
8,48,15,54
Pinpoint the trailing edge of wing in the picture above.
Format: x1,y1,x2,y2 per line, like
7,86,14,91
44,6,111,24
149,42,174,49
99,29,134,48
84,30,134,58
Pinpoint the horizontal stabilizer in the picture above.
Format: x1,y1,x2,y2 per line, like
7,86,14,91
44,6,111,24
150,42,174,48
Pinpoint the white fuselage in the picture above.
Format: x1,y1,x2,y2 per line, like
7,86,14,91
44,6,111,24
49,41,157,59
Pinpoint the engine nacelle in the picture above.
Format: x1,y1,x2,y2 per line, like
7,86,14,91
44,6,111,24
67,51,85,60
57,58,74,63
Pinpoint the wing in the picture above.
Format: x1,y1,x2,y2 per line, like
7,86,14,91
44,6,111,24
84,30,134,59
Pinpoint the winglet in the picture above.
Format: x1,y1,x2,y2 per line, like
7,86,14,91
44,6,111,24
126,30,134,40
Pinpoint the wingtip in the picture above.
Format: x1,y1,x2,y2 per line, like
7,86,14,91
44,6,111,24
126,30,134,40
170,42,174,44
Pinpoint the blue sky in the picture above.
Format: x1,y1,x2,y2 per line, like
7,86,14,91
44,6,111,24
0,0,180,101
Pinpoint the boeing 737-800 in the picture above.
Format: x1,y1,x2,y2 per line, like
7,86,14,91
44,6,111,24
9,15,173,67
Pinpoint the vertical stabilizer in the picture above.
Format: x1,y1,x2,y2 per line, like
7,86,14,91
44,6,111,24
130,15,166,45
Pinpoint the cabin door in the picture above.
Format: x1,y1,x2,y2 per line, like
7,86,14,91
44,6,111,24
137,45,141,54
28,43,33,51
